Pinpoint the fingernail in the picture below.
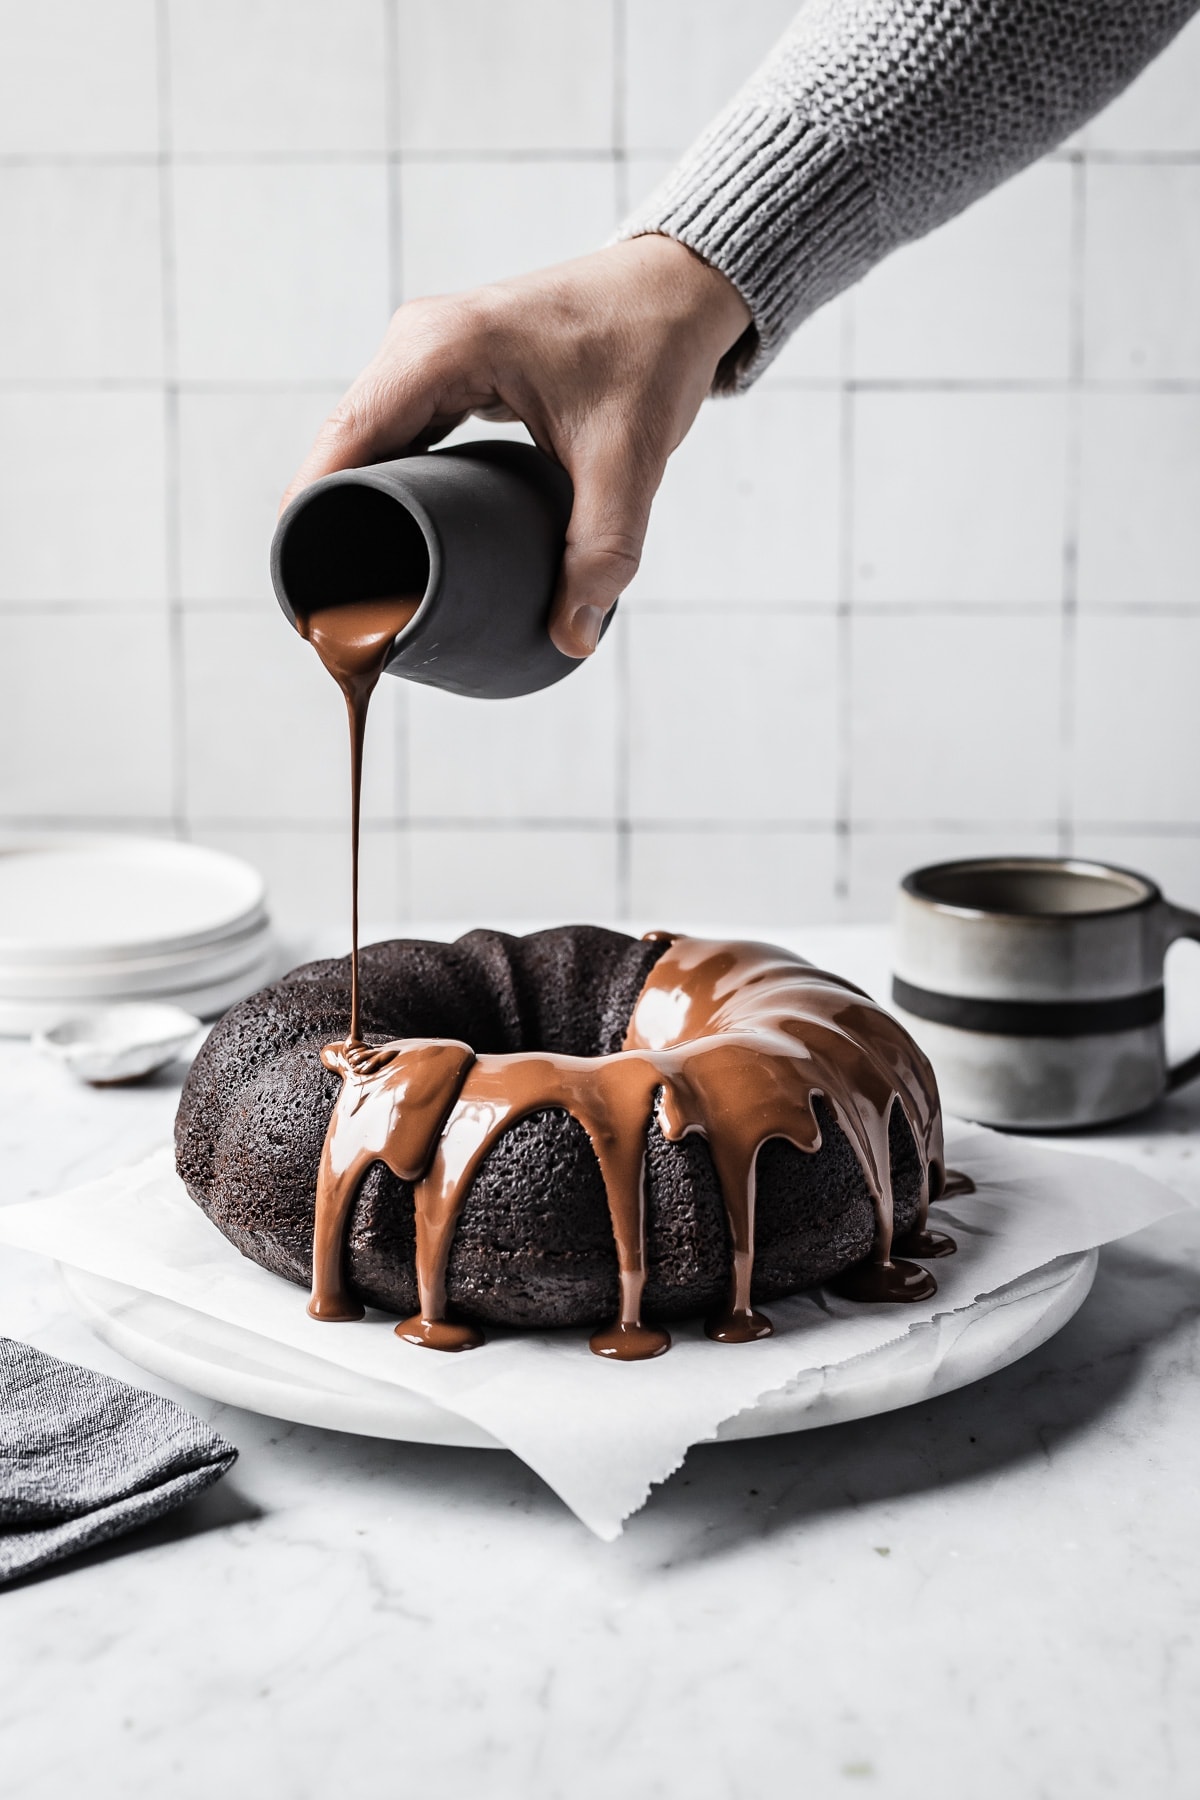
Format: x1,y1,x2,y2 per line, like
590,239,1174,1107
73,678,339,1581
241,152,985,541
569,605,605,656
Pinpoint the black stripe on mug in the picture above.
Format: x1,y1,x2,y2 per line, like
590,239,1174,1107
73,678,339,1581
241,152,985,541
891,976,1165,1038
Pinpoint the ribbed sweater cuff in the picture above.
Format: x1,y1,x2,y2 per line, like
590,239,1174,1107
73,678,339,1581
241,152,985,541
618,102,883,391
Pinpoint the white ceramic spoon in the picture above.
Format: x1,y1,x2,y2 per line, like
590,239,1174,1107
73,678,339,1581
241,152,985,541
33,1003,203,1086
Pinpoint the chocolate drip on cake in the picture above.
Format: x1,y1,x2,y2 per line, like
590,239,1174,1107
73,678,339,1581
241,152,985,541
939,1168,976,1200
890,1163,973,1260
308,936,954,1359
298,598,957,1360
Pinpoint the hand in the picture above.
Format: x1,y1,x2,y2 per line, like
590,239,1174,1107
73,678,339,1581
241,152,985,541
282,236,751,657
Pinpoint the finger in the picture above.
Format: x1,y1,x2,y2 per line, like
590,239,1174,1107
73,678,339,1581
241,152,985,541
470,400,522,424
280,377,446,513
399,408,470,453
549,430,663,658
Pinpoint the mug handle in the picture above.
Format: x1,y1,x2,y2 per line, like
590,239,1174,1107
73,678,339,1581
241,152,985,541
1165,904,1200,1091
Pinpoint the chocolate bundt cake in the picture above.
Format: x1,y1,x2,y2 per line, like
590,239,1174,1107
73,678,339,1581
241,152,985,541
176,925,952,1358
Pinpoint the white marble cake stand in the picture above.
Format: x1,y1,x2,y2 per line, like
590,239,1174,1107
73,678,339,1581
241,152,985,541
60,1248,1097,1450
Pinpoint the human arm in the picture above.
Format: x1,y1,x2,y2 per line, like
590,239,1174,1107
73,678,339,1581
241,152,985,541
282,236,750,658
286,0,1200,655
623,0,1200,388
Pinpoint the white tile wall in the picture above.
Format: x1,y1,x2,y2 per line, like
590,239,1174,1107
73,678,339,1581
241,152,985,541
0,613,174,821
851,391,1067,607
629,385,842,604
2,1,1199,930
849,613,1064,824
195,823,401,941
407,645,620,821
0,166,164,380
1083,164,1200,381
1076,393,1200,609
406,826,620,920
629,826,838,923
0,392,168,604
395,0,615,152
624,0,798,153
1072,614,1200,829
0,0,159,156
177,389,343,602
181,610,402,824
628,610,839,821
172,164,391,382
398,161,618,296
167,0,388,155
851,161,1074,383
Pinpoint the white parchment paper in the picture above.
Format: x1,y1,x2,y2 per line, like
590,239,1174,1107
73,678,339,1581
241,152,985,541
0,1127,1187,1538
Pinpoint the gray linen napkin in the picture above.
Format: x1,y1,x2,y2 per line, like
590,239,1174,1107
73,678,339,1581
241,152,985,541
1,1338,237,1583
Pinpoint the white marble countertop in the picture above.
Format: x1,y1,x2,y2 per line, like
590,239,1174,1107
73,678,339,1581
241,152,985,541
3,923,1200,1800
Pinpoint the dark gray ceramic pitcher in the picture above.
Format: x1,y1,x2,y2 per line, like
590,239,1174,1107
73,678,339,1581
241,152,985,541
270,439,607,700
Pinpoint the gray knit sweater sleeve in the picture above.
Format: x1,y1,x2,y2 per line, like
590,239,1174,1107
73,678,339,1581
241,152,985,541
619,0,1200,388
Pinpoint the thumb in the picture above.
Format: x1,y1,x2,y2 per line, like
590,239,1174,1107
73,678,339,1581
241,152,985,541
549,432,662,658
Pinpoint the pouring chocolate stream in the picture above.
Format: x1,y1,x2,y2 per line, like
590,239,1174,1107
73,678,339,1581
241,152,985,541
298,596,420,1043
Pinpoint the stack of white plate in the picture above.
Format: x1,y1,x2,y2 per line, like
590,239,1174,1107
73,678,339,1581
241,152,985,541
0,836,276,1036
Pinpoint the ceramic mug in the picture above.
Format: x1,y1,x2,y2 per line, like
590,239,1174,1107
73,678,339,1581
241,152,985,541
271,438,609,700
891,857,1200,1129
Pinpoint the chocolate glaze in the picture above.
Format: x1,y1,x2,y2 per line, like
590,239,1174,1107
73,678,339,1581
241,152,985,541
300,601,957,1359
939,1168,976,1200
889,1164,972,1259
893,1227,957,1259
308,936,953,1358
830,1258,939,1302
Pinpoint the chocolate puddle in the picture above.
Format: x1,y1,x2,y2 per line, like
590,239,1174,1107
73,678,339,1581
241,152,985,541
939,1168,976,1200
300,604,959,1360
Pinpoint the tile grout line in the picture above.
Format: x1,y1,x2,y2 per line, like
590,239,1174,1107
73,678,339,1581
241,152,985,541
612,0,632,919
383,0,411,921
0,149,620,166
3,147,1199,169
154,0,187,842
833,295,857,909
384,0,404,310
1057,152,1088,858
612,0,629,217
